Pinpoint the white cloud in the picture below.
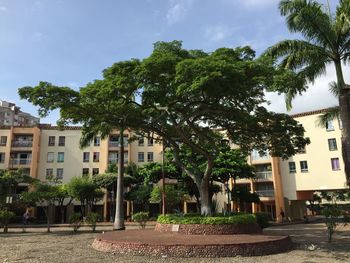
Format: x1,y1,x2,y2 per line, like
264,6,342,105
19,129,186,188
0,6,7,11
204,25,234,42
166,0,195,25
265,64,350,114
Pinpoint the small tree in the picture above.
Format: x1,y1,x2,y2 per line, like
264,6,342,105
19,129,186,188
150,185,189,213
66,177,104,217
0,210,15,233
86,212,101,232
69,213,82,233
21,182,59,232
132,212,149,229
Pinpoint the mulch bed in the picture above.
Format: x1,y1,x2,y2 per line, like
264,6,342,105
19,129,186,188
92,229,293,257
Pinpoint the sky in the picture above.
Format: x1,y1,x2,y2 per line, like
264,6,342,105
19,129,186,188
0,0,346,124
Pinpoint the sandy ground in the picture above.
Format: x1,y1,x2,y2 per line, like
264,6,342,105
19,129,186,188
0,222,349,263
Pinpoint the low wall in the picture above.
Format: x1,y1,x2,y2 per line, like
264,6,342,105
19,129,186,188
154,222,262,235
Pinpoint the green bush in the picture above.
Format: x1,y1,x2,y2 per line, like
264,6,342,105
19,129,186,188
157,214,256,225
0,210,15,233
69,213,82,232
133,212,149,229
254,212,270,229
86,212,101,232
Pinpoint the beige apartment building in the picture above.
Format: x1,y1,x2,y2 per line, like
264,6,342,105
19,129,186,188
0,107,348,221
0,100,39,126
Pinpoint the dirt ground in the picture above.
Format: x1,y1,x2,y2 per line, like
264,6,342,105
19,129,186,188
0,222,349,263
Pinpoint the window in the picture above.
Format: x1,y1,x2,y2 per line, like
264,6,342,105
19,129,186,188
297,146,306,154
57,152,65,163
82,168,89,176
56,168,64,179
147,152,153,162
48,136,55,146
83,152,90,162
300,161,308,172
326,120,334,131
58,136,65,146
92,168,99,175
328,138,337,151
47,152,54,163
93,152,100,162
138,152,144,162
46,168,53,179
331,158,340,171
138,137,144,146
288,162,296,173
0,136,7,146
148,137,153,146
0,152,5,163
94,137,100,146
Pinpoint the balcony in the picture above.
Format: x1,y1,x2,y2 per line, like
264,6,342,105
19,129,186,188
11,141,33,147
255,171,273,181
256,190,274,197
10,158,31,165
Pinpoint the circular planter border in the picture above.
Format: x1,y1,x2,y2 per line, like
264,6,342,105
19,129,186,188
154,222,262,235
92,229,293,257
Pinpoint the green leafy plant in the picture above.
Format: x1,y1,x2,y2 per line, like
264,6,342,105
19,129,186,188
254,212,271,229
133,212,149,229
157,214,256,225
322,205,343,242
0,210,15,233
86,212,101,232
69,213,82,233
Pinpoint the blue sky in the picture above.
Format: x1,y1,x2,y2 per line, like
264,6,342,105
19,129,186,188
0,0,343,124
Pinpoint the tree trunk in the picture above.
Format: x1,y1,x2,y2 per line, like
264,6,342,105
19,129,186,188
45,207,51,233
60,205,65,224
199,179,212,216
335,61,350,186
3,224,8,233
114,129,125,230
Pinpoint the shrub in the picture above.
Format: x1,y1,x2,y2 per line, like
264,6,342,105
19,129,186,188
157,214,256,225
0,210,15,233
86,212,101,232
133,212,149,229
254,213,270,229
69,213,82,233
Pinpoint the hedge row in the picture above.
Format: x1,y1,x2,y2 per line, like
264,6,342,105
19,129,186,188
157,214,256,225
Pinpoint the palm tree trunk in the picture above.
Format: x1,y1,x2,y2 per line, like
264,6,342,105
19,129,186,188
114,129,125,230
335,61,350,185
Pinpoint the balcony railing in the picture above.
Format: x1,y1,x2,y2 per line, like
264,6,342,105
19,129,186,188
256,190,274,197
108,158,128,164
255,171,272,181
11,141,33,147
10,158,31,165
108,141,128,147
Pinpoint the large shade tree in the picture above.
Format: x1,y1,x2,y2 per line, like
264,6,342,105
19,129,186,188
136,41,309,215
264,0,350,184
19,41,309,216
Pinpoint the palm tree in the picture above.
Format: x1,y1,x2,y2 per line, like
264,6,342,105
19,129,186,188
265,0,350,184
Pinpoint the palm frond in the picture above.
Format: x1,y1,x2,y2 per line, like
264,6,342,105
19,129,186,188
316,107,340,128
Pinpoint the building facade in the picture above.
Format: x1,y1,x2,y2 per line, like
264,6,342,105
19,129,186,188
0,108,348,221
0,100,39,126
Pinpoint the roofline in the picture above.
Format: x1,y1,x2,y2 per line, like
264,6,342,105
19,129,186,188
290,107,338,118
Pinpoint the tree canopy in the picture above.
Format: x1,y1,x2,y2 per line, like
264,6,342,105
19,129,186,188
19,41,309,215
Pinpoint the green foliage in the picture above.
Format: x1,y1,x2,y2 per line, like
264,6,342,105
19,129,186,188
125,184,152,205
322,205,343,242
69,213,82,232
150,185,188,209
19,41,310,216
157,214,256,225
254,213,270,229
132,211,149,229
86,212,101,232
66,177,104,217
0,210,15,232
